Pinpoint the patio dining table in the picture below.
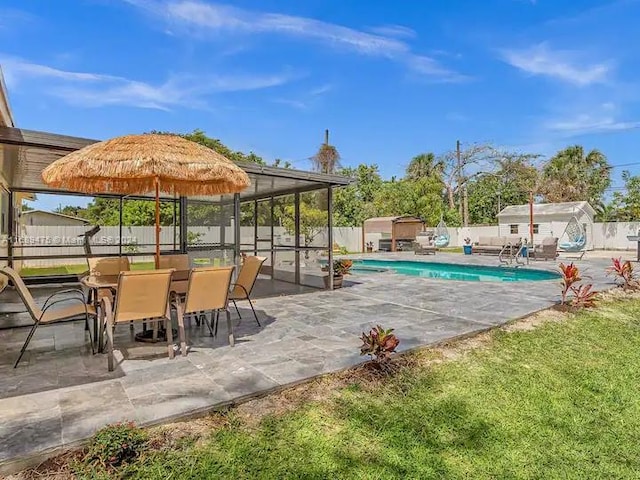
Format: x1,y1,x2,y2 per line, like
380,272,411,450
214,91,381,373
82,269,191,351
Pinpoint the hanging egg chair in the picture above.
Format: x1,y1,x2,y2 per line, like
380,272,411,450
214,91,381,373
558,211,587,252
434,217,450,248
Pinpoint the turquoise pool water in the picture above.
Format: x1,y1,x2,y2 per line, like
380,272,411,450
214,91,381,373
351,259,560,282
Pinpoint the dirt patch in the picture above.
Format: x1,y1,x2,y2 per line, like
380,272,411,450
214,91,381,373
6,451,81,480
504,308,568,332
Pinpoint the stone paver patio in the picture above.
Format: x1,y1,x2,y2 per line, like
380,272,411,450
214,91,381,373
0,253,616,473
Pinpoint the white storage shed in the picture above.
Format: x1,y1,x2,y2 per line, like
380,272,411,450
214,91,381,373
497,201,595,250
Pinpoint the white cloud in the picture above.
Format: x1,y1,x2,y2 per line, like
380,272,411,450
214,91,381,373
501,42,611,86
367,24,416,39
129,0,464,81
165,1,408,56
1,55,297,110
405,54,470,82
545,113,640,135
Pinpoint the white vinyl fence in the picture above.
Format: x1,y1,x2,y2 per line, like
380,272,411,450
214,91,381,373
15,225,363,268
14,222,640,268
365,222,640,252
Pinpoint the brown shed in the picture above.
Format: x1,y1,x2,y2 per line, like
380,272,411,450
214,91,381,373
363,216,425,252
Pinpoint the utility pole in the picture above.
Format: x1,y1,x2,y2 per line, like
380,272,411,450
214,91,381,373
324,129,329,145
456,140,470,227
529,190,534,246
463,185,469,227
456,140,463,222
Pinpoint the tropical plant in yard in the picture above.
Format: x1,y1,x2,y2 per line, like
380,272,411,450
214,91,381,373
333,259,353,276
559,262,581,305
606,257,636,289
360,325,400,363
558,262,597,309
570,284,598,309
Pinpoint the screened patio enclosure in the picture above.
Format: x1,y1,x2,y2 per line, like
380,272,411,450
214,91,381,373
0,127,351,288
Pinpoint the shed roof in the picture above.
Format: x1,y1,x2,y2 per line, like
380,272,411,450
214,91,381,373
363,215,423,224
498,201,595,218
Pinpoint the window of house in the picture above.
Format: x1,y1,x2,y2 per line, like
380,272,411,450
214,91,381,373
533,224,539,234
510,224,518,234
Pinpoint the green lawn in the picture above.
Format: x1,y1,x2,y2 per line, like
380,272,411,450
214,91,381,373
77,297,640,479
19,261,155,277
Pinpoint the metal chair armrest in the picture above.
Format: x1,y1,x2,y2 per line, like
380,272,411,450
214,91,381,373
38,296,93,322
42,288,88,311
230,283,250,297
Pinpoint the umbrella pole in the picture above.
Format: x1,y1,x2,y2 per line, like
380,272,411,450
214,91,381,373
155,177,160,269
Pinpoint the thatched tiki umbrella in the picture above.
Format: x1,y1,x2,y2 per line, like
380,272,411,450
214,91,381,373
42,134,250,267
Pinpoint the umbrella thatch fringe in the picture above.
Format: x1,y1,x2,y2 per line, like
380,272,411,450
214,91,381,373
42,134,250,195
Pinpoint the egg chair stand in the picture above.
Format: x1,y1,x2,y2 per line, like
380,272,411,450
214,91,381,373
434,218,450,248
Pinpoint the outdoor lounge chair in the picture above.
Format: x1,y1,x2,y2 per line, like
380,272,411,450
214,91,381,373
102,269,183,371
0,266,96,368
230,256,266,326
413,233,437,255
473,236,522,255
531,237,558,261
174,266,236,347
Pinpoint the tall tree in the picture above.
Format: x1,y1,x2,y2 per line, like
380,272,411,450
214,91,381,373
609,170,640,221
333,164,383,226
373,176,446,227
405,153,443,181
540,145,610,205
151,129,267,165
439,143,496,210
311,129,340,174
466,152,539,224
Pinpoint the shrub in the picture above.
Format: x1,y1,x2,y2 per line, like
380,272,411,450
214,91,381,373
606,257,636,289
559,262,581,305
333,259,353,276
571,284,597,309
83,421,148,470
558,262,598,309
360,325,400,363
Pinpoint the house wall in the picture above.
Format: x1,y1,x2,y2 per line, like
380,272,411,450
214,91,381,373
22,212,88,227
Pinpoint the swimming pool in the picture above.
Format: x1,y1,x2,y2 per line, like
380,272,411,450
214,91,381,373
351,259,560,282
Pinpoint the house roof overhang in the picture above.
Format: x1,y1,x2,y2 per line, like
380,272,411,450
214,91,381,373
0,127,352,201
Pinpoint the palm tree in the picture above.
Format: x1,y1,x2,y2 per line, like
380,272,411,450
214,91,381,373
406,153,444,180
311,129,340,174
541,145,610,205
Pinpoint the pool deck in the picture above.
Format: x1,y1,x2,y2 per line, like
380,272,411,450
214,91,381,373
0,252,616,473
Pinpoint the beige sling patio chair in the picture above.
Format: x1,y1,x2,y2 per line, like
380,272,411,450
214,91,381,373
158,254,190,295
102,269,183,372
229,256,266,327
86,256,131,302
88,256,131,275
174,266,236,347
0,267,96,368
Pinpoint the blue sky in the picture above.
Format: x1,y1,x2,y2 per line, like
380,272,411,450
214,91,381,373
2,0,640,211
